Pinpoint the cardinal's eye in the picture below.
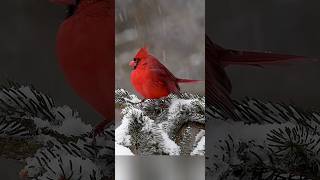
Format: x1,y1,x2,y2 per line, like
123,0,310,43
65,0,80,18
133,58,140,62
66,6,76,18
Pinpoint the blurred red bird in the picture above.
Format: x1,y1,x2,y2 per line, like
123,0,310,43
51,0,114,135
130,48,201,99
206,35,315,120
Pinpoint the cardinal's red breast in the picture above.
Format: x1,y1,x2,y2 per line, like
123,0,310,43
56,0,114,120
131,67,171,99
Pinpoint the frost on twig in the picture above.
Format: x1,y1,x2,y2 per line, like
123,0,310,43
0,82,114,180
115,89,205,155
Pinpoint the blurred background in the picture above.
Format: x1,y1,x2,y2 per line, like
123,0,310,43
207,0,320,177
0,1,102,125
116,156,205,180
207,0,320,111
0,1,99,179
116,0,205,96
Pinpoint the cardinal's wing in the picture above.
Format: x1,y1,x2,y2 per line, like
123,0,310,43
148,68,181,95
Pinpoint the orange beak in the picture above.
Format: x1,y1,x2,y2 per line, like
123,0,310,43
129,60,136,69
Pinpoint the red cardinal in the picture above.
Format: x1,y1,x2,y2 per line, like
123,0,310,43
206,35,314,120
50,0,114,135
130,48,201,99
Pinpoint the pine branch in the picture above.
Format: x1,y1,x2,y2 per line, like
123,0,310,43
0,82,114,179
206,98,320,179
115,89,205,155
0,137,41,160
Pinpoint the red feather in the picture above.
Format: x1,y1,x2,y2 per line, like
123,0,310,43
56,0,114,134
130,48,201,99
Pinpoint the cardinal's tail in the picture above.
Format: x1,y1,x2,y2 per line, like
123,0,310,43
177,79,202,83
221,50,315,67
206,35,317,67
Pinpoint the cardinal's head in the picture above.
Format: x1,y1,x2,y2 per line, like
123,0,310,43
49,0,77,5
49,0,80,17
130,47,149,70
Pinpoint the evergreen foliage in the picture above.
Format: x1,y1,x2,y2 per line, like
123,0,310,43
0,82,114,180
115,89,205,155
206,98,320,179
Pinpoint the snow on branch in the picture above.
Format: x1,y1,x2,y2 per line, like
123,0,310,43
206,98,320,179
0,82,114,180
115,89,205,155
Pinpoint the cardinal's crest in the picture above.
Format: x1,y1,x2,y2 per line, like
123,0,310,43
135,47,149,59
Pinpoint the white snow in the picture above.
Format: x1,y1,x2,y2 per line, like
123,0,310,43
168,98,195,115
141,117,181,155
32,117,51,129
115,108,141,146
194,129,205,143
116,90,205,156
115,143,134,156
51,116,91,136
32,106,92,137
159,130,181,155
115,106,183,155
191,136,205,156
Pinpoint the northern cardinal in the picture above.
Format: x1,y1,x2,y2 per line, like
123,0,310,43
206,35,314,120
50,0,114,135
130,48,201,99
